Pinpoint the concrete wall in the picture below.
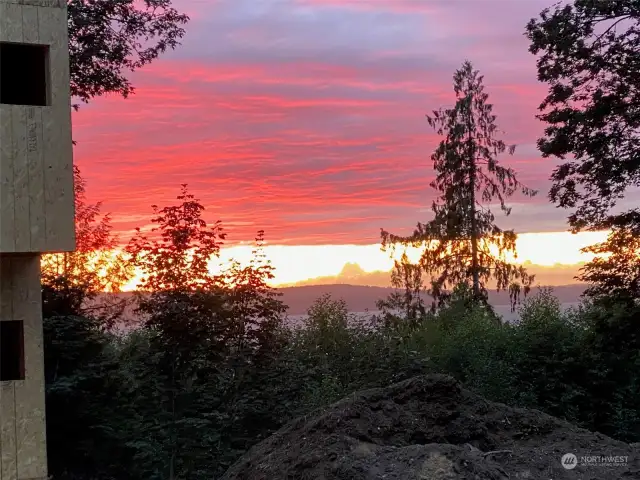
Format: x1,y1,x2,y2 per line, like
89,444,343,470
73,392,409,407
0,0,75,253
0,255,47,480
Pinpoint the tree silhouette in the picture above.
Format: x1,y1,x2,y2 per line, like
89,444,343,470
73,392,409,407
526,1,640,301
124,187,290,478
127,184,226,294
526,0,640,235
376,253,426,327
41,166,132,326
221,231,288,360
125,186,229,479
381,61,537,312
68,0,189,106
581,228,640,304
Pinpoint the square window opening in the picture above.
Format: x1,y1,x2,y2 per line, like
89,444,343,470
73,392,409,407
0,320,25,381
0,42,50,106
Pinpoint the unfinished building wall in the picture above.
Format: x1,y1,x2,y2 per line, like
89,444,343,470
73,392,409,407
0,256,47,480
1,1,76,479
0,0,75,254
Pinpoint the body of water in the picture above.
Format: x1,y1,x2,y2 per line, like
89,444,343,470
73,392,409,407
287,303,582,327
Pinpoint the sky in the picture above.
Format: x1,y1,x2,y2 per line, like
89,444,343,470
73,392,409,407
72,0,618,286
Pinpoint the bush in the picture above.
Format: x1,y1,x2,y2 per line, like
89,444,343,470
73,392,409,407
44,287,640,480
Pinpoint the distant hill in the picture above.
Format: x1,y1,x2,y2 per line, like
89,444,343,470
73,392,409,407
283,262,586,290
100,284,586,323
278,283,586,315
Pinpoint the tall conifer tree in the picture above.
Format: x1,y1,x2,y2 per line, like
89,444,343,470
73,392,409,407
382,61,537,311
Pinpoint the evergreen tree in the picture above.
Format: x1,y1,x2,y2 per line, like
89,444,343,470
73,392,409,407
381,61,537,312
376,252,426,327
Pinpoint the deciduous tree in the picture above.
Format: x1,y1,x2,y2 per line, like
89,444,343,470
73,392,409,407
126,184,226,294
125,187,290,478
526,0,640,235
580,228,640,304
526,1,640,302
221,231,288,360
126,185,229,478
68,0,189,106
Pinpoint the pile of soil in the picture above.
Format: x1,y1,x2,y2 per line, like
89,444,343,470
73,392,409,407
222,375,639,480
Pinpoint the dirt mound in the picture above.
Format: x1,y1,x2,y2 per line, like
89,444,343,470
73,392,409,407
222,375,639,480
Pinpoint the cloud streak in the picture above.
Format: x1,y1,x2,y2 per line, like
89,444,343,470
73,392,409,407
72,0,613,246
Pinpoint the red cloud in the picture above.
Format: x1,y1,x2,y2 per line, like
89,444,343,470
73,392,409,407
73,0,554,247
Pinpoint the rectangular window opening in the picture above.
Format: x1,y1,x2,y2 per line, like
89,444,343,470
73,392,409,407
0,320,25,381
0,42,50,106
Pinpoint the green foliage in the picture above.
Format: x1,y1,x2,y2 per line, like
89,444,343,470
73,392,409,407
68,0,189,106
43,183,640,480
576,300,640,441
44,314,132,479
376,252,427,328
45,279,640,480
580,227,640,304
43,5,640,472
526,0,640,235
526,0,640,306
127,184,226,294
303,293,350,343
509,290,587,420
119,186,289,479
381,61,536,313
220,231,289,361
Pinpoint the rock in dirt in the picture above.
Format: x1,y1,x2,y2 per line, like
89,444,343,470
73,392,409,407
221,374,639,480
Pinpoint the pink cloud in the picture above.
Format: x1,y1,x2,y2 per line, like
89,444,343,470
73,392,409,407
73,0,565,246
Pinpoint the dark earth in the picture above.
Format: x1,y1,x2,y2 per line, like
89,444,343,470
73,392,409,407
222,375,639,480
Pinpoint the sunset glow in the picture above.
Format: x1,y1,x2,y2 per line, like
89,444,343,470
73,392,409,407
116,231,609,291
73,0,634,291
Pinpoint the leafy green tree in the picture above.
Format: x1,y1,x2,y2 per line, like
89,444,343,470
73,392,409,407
126,184,226,295
212,231,290,472
304,294,350,344
575,299,640,442
221,231,288,360
580,228,640,304
294,295,354,409
526,0,640,235
125,185,230,479
125,187,291,478
44,314,132,480
68,0,189,106
526,2,640,303
381,61,537,311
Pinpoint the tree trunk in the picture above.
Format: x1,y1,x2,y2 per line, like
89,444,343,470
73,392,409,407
467,94,480,302
170,352,177,480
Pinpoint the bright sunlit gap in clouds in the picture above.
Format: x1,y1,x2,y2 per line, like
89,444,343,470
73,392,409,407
118,230,609,291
